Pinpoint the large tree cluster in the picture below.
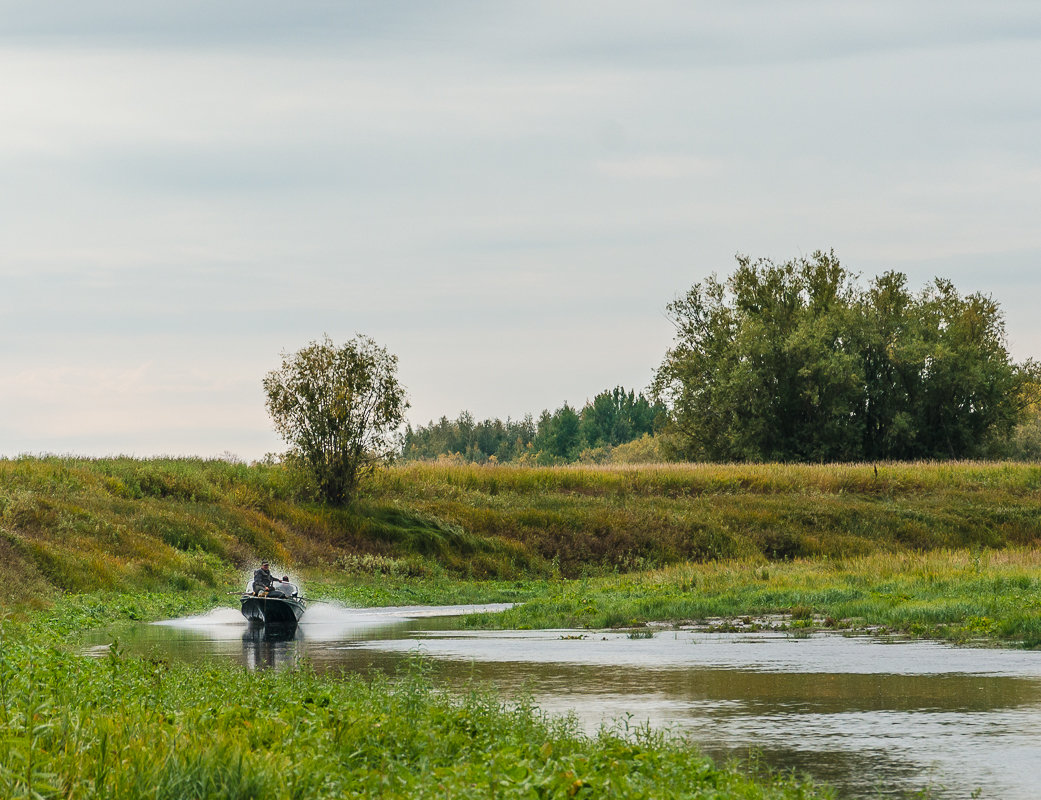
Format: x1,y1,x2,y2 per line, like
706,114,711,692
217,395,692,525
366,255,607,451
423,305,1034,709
653,252,1035,462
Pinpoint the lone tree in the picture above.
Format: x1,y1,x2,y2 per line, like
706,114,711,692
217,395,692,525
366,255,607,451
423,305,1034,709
264,334,408,505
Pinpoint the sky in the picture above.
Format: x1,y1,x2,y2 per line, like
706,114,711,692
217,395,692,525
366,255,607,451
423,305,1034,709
2,1,1040,460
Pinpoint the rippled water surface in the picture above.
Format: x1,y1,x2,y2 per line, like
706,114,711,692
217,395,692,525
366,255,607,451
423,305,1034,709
85,604,1041,799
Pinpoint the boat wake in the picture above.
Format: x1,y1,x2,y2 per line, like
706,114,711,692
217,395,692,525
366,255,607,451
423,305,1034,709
153,601,513,641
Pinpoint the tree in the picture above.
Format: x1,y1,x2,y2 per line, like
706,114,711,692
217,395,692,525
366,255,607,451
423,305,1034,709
532,404,581,462
400,389,661,464
264,334,408,505
579,387,664,448
401,413,537,462
654,252,1030,462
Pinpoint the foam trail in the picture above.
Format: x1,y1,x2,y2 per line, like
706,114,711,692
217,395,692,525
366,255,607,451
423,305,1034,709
155,607,244,628
297,602,513,640
152,601,513,639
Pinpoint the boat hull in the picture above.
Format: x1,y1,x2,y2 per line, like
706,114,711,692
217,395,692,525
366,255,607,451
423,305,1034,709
240,594,306,625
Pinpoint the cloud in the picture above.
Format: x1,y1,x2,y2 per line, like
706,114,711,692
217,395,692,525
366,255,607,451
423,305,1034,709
594,155,723,180
2,3,1040,458
0,360,278,454
4,2,1040,65
0,2,458,48
9,363,154,401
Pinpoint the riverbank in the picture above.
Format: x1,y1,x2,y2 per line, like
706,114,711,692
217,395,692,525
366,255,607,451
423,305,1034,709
3,456,1041,645
4,457,1041,596
370,460,1041,574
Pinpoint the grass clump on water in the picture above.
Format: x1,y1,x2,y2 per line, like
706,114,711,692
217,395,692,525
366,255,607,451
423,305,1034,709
464,549,1041,647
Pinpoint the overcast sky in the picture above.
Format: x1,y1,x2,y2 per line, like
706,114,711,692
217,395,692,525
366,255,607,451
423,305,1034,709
2,2,1040,460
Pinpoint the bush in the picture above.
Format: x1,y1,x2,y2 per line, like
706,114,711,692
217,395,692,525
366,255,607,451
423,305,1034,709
609,434,665,464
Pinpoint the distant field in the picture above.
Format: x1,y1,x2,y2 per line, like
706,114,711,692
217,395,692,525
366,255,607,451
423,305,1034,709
1,456,1040,602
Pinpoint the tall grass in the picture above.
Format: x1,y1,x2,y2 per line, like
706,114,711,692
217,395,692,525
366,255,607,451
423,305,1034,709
374,459,1041,495
366,460,1041,574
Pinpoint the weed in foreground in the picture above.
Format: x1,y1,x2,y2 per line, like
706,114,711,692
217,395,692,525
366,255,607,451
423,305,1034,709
0,616,832,800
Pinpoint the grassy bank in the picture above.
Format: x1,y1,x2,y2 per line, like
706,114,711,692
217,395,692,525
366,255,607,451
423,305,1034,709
0,609,829,800
372,461,1041,573
464,548,1041,647
4,457,1041,598
0,456,530,605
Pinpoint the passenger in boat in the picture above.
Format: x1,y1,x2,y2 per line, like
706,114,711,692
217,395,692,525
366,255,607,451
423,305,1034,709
279,576,296,597
252,561,276,594
262,575,293,599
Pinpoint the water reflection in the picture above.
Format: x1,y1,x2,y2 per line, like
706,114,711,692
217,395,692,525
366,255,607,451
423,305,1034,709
83,605,1041,800
241,623,302,670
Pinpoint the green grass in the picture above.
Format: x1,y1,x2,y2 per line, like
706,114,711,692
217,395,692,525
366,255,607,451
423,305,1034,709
4,456,1041,597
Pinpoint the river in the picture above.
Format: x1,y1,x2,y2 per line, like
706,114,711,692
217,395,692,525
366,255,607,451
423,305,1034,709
85,603,1041,799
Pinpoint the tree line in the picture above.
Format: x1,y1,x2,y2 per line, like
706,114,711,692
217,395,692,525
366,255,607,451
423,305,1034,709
401,387,665,464
263,251,1038,505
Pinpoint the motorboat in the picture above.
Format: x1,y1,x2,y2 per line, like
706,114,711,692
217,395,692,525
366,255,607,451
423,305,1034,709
240,579,306,625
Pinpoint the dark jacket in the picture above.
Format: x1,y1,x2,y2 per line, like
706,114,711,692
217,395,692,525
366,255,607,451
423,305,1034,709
252,567,275,592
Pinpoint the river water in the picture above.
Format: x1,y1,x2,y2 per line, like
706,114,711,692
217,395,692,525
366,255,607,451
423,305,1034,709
85,603,1041,799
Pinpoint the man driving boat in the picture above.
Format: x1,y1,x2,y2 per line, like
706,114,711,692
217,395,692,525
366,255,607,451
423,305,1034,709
252,561,276,594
